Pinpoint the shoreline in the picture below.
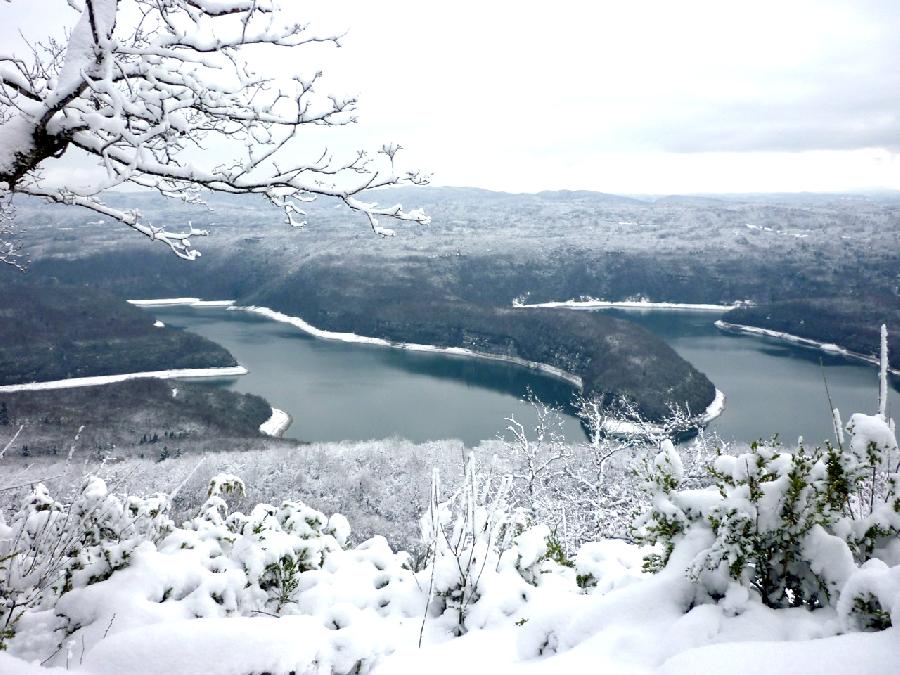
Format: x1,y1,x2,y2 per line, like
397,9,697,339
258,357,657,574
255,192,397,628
714,321,900,376
259,407,292,437
600,387,726,437
232,306,728,437
0,366,249,393
699,387,727,424
232,305,585,389
128,298,236,307
131,298,729,437
514,298,747,312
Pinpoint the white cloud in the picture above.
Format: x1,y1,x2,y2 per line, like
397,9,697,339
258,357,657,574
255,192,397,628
3,0,900,193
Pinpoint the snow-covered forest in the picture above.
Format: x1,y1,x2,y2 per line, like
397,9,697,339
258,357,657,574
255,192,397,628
1,374,898,673
2,0,899,673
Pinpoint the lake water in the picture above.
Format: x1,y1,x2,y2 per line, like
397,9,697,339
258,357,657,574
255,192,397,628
147,306,586,445
601,309,900,446
146,305,900,447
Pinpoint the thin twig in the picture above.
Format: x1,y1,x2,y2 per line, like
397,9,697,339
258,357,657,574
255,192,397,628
0,424,24,460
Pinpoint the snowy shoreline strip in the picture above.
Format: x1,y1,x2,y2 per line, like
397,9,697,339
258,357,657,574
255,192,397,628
514,298,747,312
700,388,727,424
128,298,236,307
259,408,292,437
233,305,584,388
0,366,249,393
600,387,726,437
715,321,900,375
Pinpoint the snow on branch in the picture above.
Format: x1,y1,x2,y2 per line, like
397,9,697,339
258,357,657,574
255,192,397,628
0,192,26,269
0,0,429,260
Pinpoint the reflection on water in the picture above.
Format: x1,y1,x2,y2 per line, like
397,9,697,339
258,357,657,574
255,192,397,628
148,305,900,447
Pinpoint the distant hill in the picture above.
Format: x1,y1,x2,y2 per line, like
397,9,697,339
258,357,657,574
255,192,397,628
0,378,274,459
0,284,237,385
6,187,900,420
250,265,717,420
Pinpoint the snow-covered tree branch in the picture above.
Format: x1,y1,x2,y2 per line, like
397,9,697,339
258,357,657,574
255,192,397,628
0,193,25,269
0,0,429,262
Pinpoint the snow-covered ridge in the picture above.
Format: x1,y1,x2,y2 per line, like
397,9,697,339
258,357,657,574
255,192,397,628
514,297,749,312
128,298,236,307
715,321,900,376
0,367,249,393
259,408,291,437
233,305,584,388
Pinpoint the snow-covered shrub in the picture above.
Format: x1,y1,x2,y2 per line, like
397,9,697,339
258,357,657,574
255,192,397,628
175,473,352,615
636,413,900,614
417,451,586,638
500,393,722,552
633,440,689,573
503,393,570,533
574,539,649,595
418,456,521,635
837,560,900,631
831,414,900,561
0,475,172,649
3,471,426,672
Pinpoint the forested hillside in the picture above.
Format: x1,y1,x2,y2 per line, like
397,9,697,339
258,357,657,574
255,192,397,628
724,298,900,368
0,378,273,459
0,284,238,384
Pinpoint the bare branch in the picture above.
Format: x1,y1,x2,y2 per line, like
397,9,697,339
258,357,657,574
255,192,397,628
0,0,428,261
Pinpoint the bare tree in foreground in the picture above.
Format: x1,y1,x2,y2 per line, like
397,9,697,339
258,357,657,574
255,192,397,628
0,0,429,263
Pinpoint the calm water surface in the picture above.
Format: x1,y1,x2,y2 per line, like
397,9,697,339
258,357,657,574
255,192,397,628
600,309,900,446
148,306,586,445
146,306,900,447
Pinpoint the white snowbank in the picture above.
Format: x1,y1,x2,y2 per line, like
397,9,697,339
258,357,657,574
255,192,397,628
515,297,748,312
81,616,349,675
0,366,248,393
715,321,900,375
0,653,67,674
659,628,900,675
234,305,584,388
699,388,727,424
128,298,236,307
259,407,291,437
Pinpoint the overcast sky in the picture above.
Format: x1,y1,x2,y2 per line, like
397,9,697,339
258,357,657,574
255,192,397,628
4,0,900,194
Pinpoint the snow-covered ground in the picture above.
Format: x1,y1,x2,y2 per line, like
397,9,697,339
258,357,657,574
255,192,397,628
1,401,896,675
515,297,749,312
2,476,896,675
234,305,584,388
0,366,248,393
258,407,291,437
715,321,900,375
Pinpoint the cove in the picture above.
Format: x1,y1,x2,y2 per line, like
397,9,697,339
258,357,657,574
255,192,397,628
143,305,900,448
144,305,587,446
595,308,900,446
